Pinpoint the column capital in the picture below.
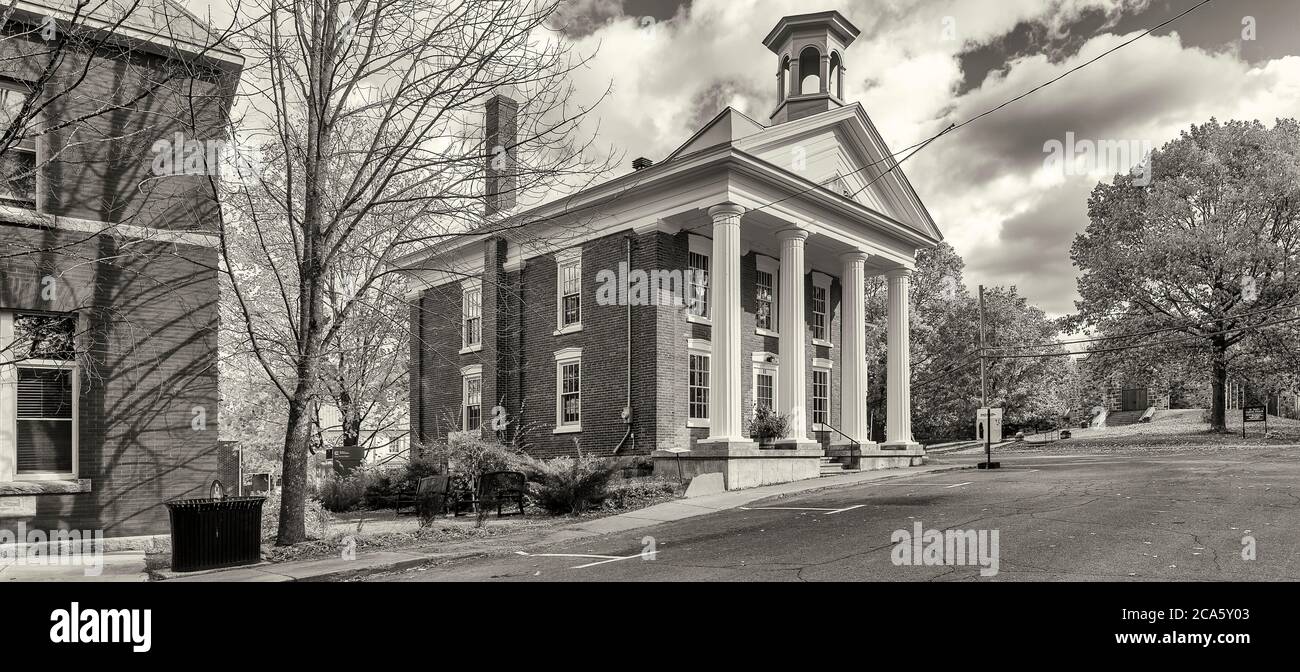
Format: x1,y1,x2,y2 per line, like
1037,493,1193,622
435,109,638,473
840,250,870,264
777,227,809,243
884,266,914,280
707,203,746,219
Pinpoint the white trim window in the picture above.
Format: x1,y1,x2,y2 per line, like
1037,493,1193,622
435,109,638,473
555,248,582,334
461,365,483,432
751,353,778,417
755,255,778,336
553,348,582,433
687,339,710,427
0,311,79,481
0,81,37,205
687,235,710,322
811,273,833,346
811,367,830,429
461,280,482,352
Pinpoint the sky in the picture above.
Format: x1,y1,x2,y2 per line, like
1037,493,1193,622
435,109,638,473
184,0,1300,318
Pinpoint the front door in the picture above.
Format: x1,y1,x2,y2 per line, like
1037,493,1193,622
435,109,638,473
1121,388,1148,411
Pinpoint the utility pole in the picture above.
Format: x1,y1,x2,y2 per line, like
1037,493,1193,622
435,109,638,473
978,285,999,469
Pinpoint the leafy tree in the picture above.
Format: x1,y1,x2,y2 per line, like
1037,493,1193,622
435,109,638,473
1069,119,1300,431
865,243,1069,441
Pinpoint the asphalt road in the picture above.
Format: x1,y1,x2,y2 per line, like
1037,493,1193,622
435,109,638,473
368,449,1300,582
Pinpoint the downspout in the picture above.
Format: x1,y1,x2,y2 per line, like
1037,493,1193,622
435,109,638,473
615,234,635,454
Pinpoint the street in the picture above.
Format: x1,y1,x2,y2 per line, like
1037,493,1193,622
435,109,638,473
368,449,1300,581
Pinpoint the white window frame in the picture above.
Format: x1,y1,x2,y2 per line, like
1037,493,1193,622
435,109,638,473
0,80,37,205
751,352,779,418
460,279,482,354
0,311,80,482
460,364,483,433
811,359,832,431
687,338,710,428
554,247,583,335
811,272,833,347
754,255,779,337
553,348,582,433
686,234,711,324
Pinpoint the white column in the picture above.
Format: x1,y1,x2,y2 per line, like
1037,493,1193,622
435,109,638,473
704,203,747,443
777,229,810,443
885,268,915,447
839,251,869,445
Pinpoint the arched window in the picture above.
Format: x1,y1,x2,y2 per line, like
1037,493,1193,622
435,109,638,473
829,51,842,99
798,46,820,95
780,55,791,101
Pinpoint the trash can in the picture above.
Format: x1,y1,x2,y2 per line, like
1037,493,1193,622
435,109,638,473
165,497,266,572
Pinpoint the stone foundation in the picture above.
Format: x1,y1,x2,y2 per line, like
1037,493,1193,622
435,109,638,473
652,442,822,490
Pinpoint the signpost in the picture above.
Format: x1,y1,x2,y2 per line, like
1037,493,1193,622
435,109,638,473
661,446,690,484
977,285,1000,469
1243,405,1267,438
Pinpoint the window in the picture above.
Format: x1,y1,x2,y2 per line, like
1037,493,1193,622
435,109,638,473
687,235,710,321
751,353,778,417
462,371,482,432
687,339,710,427
755,256,778,335
755,270,774,331
462,281,482,351
810,274,831,344
1,312,79,481
554,348,582,432
756,373,774,412
812,368,829,428
555,248,582,333
0,81,36,205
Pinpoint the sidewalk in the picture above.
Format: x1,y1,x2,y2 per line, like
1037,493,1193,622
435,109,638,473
164,460,973,582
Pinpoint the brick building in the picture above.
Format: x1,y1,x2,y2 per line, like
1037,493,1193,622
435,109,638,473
400,12,943,489
0,1,241,538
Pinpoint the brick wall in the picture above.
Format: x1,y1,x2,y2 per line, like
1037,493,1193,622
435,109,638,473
412,228,848,457
0,228,220,537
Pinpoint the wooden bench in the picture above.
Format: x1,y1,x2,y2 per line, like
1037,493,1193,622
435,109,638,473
454,471,527,517
395,475,451,516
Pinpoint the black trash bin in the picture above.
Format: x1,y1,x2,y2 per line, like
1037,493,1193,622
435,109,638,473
165,497,266,572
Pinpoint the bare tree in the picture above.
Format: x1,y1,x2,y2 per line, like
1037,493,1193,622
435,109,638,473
215,0,610,545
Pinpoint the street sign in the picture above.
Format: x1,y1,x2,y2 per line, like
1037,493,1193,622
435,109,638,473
1243,405,1267,438
976,407,1003,443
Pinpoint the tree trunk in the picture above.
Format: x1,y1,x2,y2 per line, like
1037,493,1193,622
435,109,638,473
1210,338,1228,432
276,384,314,545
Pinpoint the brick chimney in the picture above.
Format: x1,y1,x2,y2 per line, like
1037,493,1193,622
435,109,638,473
484,95,518,215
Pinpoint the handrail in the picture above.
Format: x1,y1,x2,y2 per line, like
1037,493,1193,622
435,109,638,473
817,422,860,448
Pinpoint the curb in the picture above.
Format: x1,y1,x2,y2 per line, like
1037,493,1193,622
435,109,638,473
168,463,977,582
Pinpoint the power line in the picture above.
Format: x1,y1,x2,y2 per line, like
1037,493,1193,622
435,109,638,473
989,301,1300,352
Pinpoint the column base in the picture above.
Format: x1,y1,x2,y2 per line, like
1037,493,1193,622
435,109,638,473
879,441,925,455
772,438,822,450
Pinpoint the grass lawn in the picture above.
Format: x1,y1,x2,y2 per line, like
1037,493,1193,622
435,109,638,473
1002,408,1300,452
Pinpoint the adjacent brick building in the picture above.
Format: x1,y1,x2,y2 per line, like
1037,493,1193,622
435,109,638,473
0,1,241,538
401,12,943,489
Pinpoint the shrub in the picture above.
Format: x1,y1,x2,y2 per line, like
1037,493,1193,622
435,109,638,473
748,406,791,441
318,473,367,512
362,470,401,509
419,434,524,489
602,477,681,510
519,456,625,514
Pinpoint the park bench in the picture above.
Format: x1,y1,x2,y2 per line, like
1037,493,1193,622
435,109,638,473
454,471,527,518
395,475,452,516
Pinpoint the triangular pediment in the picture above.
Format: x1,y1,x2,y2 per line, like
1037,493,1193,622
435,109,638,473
734,104,941,240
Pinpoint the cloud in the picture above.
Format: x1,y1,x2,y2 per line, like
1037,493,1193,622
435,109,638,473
557,0,1300,318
